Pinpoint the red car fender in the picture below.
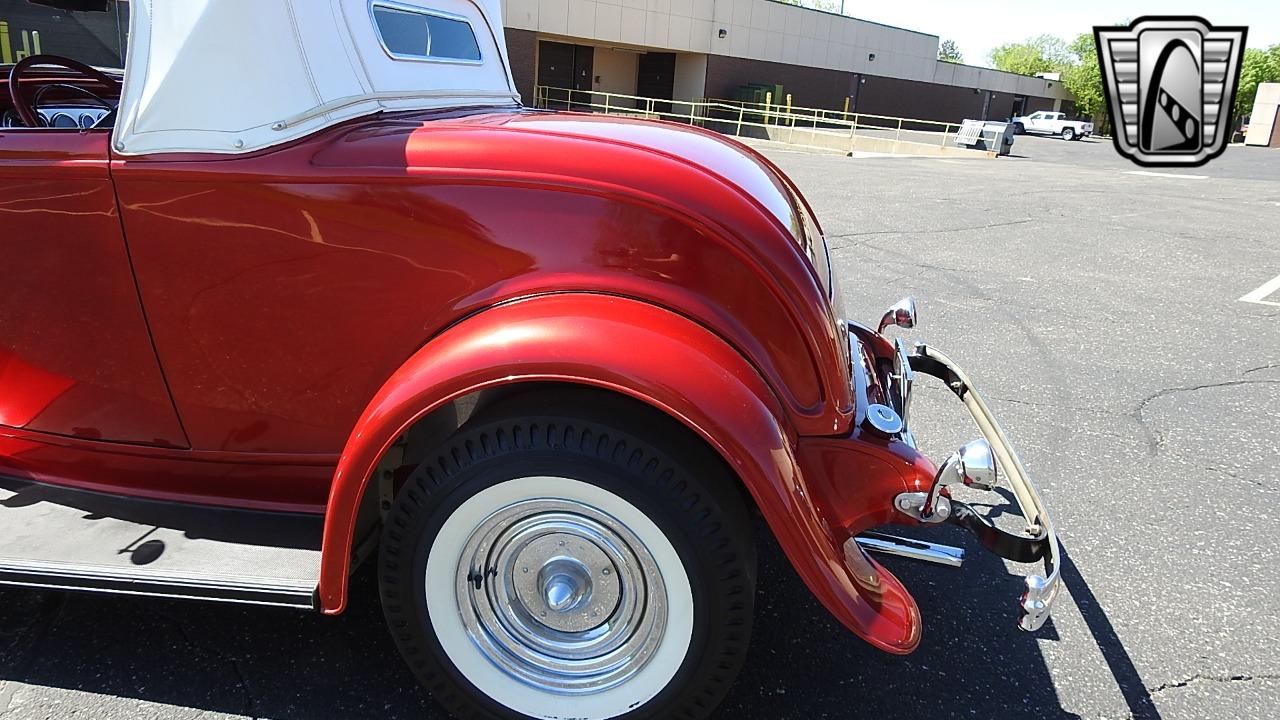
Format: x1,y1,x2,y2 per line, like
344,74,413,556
317,293,921,653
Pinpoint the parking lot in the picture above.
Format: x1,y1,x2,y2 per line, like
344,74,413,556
2,133,1278,720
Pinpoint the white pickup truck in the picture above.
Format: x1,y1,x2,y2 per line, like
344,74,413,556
1010,111,1094,141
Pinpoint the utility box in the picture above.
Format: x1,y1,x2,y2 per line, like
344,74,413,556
984,121,1016,156
955,119,1015,156
1245,83,1280,148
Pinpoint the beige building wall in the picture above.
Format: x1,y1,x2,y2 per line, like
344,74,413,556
673,53,708,101
500,0,1072,100
592,46,641,101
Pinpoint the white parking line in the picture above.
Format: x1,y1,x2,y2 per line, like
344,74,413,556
1240,273,1280,307
1123,170,1209,180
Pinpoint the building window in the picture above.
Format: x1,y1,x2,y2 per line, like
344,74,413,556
371,1,481,63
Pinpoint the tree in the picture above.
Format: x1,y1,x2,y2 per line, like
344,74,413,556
985,30,1107,126
1061,32,1105,124
938,39,963,63
987,29,1280,132
1235,45,1280,119
988,35,1073,76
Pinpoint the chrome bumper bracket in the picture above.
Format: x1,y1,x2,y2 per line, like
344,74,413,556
946,498,1049,564
907,343,1063,633
854,531,965,568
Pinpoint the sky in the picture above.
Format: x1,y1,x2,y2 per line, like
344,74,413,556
837,0,1280,67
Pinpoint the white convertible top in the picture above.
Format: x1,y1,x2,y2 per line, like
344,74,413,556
114,0,518,155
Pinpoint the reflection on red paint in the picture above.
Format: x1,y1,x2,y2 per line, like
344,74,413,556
0,129,187,447
0,347,74,427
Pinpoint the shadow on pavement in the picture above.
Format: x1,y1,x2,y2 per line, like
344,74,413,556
0,517,1154,719
717,518,1081,719
1059,545,1161,720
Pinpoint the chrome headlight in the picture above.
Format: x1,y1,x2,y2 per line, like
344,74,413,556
877,296,917,334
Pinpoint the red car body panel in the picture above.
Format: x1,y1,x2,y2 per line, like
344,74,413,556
109,111,851,459
4,107,934,653
0,424,333,512
317,292,923,652
0,130,186,447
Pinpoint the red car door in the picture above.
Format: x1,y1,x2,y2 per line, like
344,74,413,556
0,128,187,448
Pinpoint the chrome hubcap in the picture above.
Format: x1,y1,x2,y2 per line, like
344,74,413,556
541,560,585,612
511,533,620,633
456,498,668,694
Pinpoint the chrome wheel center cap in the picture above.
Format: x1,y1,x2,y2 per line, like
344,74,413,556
543,575,576,610
512,532,620,634
540,558,591,612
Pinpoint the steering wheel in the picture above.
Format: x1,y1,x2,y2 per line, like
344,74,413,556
8,54,121,128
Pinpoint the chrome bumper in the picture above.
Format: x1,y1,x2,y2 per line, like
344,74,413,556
906,343,1062,632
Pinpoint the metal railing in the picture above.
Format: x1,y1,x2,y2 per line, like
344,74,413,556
699,95,962,140
532,86,990,156
533,86,707,124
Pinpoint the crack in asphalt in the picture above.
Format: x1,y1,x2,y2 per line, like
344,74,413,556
989,395,1113,416
149,608,259,719
1147,672,1280,695
1111,673,1280,719
1203,465,1279,493
1243,363,1280,375
828,235,980,288
1132,379,1280,456
825,217,1033,245
984,396,1141,441
890,259,968,276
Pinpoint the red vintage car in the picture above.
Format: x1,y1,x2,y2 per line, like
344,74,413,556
0,1,1061,718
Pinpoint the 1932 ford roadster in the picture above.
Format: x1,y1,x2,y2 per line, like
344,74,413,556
0,1,1061,718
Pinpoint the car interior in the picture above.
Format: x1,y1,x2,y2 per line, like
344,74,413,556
1,55,123,130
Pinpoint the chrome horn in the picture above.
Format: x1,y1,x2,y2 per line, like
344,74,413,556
918,438,998,521
877,296,917,334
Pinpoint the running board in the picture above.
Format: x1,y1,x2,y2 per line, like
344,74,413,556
0,559,317,608
855,531,965,567
0,477,322,609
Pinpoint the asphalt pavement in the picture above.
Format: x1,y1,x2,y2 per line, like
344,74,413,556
2,133,1278,720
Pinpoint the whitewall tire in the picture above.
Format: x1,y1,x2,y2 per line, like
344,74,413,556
379,395,756,720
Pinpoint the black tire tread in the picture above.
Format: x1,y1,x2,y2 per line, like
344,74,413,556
378,399,755,720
